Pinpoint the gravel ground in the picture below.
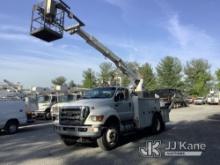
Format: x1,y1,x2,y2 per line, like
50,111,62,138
0,105,220,165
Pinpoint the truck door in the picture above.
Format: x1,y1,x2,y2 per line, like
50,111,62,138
114,88,133,121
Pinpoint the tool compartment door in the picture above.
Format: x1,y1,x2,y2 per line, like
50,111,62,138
133,97,160,129
160,107,170,122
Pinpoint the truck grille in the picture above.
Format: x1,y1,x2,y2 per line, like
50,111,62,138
59,107,90,126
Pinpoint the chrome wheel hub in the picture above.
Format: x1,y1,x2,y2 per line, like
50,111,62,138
106,128,117,145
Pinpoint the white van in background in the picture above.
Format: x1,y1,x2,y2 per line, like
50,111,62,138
0,99,27,134
207,90,220,105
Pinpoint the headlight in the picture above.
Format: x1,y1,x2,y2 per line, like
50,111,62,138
90,115,104,122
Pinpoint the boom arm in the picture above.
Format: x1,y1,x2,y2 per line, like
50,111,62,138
3,79,22,93
66,27,141,87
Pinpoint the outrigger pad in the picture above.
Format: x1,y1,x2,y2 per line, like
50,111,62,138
30,27,63,42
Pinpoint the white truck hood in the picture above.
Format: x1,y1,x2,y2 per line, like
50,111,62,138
57,99,113,109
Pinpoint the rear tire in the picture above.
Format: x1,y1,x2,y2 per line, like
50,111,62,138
5,120,19,134
151,113,164,134
97,124,119,151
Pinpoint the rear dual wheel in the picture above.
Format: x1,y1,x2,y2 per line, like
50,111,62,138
151,113,165,134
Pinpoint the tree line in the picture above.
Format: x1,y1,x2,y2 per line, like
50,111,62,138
51,56,220,97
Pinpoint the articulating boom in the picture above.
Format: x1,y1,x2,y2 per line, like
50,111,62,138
30,0,144,92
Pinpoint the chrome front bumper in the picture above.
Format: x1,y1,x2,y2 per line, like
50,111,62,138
54,124,102,138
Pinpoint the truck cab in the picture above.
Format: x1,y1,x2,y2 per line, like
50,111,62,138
34,94,58,119
35,93,82,120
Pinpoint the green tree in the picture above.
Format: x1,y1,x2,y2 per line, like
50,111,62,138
215,69,220,89
114,68,130,87
98,62,115,85
139,63,157,90
127,62,140,73
156,56,183,89
82,68,96,88
184,59,212,96
51,76,66,86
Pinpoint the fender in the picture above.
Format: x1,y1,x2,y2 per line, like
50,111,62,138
84,106,120,126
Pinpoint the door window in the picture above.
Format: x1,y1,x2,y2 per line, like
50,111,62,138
115,88,129,101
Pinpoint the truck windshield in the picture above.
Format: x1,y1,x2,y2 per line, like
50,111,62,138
58,95,75,102
83,87,116,99
38,96,50,103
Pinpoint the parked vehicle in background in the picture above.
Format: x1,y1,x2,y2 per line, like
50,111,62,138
207,90,220,105
186,97,194,104
151,88,187,108
0,98,27,134
24,96,38,122
51,93,81,120
0,79,35,124
32,85,74,120
194,97,206,105
34,94,72,120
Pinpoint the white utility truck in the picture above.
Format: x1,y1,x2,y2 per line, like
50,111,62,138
2,79,36,122
0,98,27,134
32,86,72,120
207,90,220,105
32,86,53,119
51,93,82,120
30,0,171,150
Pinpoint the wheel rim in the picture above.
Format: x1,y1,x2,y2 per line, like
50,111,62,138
9,124,17,133
46,113,51,119
156,119,161,132
106,128,118,146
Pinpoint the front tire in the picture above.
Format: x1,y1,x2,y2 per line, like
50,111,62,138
97,124,119,150
5,120,19,134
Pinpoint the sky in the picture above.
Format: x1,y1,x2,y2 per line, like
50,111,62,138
0,0,219,87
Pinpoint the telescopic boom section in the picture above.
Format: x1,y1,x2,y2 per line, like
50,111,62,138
66,27,141,86
3,79,22,93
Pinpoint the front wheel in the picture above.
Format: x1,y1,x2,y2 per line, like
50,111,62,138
97,124,119,150
5,120,19,134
